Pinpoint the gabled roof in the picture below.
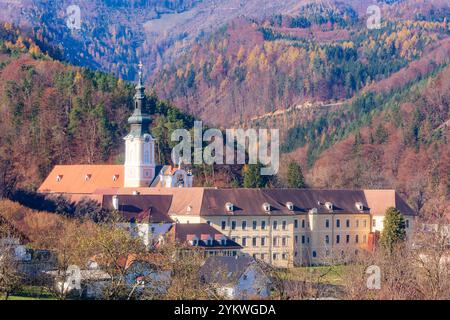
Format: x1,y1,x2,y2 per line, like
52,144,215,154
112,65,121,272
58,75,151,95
102,194,173,223
263,189,370,215
199,188,372,216
94,188,416,217
364,190,416,216
172,223,241,249
38,165,125,194
200,256,257,285
200,189,293,216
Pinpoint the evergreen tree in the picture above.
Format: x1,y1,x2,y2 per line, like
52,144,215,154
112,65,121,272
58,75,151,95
287,161,306,188
380,207,406,252
243,164,264,188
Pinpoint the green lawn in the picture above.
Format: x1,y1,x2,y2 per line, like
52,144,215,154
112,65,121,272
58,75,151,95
1,286,57,300
278,265,349,286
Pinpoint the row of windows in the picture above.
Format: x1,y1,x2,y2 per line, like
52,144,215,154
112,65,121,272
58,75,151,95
220,220,289,231
325,234,367,244
232,236,288,247
326,218,368,229
252,253,289,261
294,235,310,244
311,249,360,258
293,234,367,245
218,218,373,231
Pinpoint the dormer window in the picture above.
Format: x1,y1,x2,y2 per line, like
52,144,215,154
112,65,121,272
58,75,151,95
225,202,234,212
187,235,199,246
309,208,318,215
186,205,192,213
262,202,271,212
85,174,92,181
286,202,294,211
325,202,333,211
56,175,63,182
355,202,364,212
113,174,119,182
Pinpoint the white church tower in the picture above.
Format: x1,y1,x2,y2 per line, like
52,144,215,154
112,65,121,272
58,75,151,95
124,62,155,188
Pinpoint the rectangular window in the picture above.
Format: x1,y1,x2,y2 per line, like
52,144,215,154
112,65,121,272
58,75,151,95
282,237,287,246
364,220,367,228
325,219,330,228
302,219,305,228
346,234,350,243
336,235,340,244
372,219,376,227
282,220,287,230
221,221,226,230
261,237,266,246
282,253,287,260
273,237,278,246
355,235,359,243
294,219,298,228
242,237,247,246
273,220,278,230
336,219,340,228
356,220,359,228
325,235,330,244
295,235,298,244
253,220,257,230
252,237,257,246
231,221,236,230
302,235,305,244
273,253,277,260
261,220,266,230
242,220,247,230
346,219,350,228
405,219,409,228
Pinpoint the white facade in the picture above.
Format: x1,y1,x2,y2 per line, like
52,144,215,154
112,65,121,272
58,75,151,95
124,133,156,188
120,222,173,248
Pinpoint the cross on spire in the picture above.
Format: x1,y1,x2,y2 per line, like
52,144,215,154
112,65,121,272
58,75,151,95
138,61,144,85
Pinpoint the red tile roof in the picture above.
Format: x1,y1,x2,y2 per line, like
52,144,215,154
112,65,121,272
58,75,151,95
38,165,124,194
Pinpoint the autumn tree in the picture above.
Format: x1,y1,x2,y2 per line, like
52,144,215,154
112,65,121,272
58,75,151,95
0,223,23,300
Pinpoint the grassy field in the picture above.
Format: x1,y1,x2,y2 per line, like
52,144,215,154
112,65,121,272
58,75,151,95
1,286,57,300
277,265,349,286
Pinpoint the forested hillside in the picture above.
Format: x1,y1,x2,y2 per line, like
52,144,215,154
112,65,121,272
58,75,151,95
0,23,196,193
152,1,450,125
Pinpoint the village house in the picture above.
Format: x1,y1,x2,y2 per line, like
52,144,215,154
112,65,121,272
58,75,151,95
200,255,271,299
